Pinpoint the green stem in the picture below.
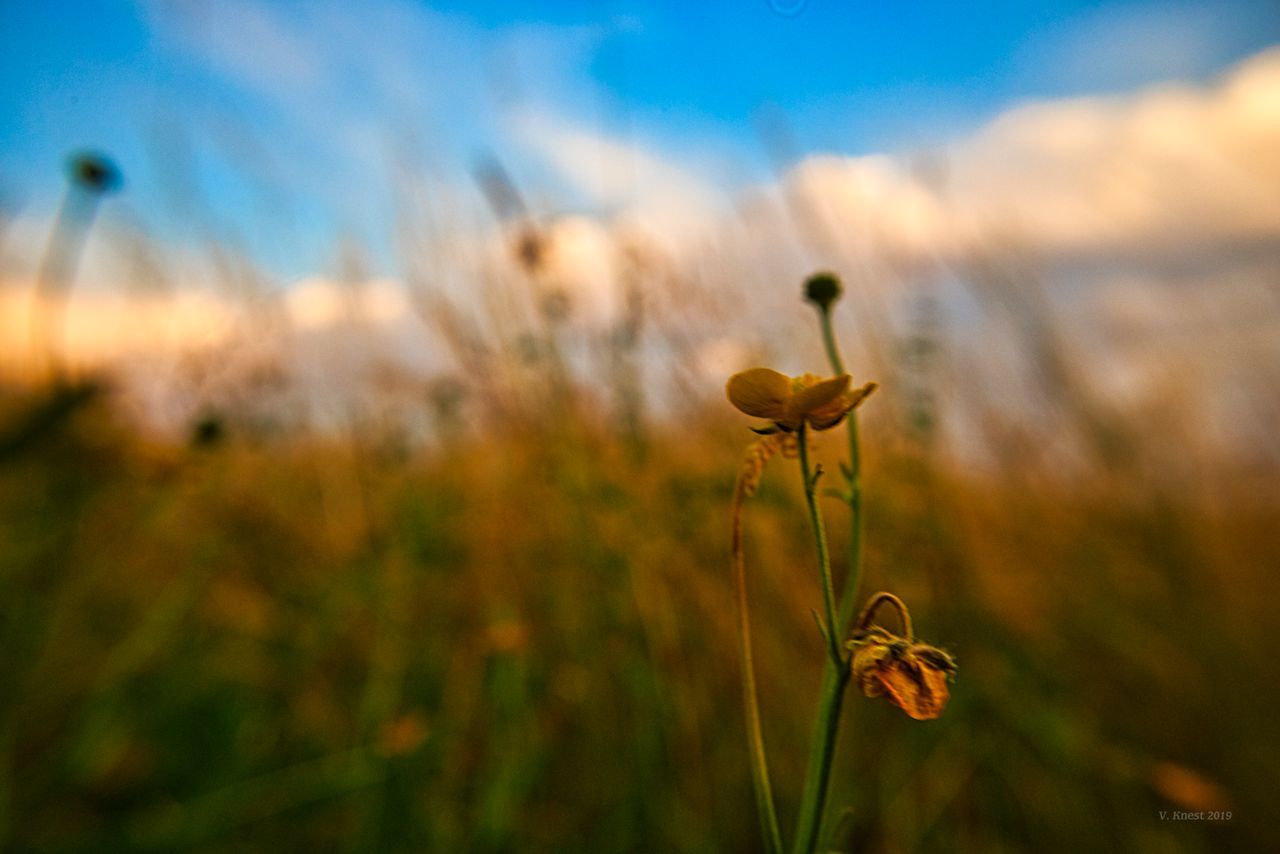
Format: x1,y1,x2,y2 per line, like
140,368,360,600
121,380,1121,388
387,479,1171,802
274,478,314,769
819,305,867,621
791,649,850,854
732,472,785,854
792,421,848,853
791,306,868,854
819,307,846,375
840,419,864,614
797,423,841,666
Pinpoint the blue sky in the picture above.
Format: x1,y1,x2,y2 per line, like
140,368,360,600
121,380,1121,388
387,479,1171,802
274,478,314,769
2,0,1279,279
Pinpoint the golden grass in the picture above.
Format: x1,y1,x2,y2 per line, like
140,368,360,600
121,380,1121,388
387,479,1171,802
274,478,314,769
0,376,1276,851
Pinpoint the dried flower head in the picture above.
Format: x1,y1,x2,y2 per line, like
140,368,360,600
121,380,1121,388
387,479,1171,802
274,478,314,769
848,628,956,720
847,593,956,721
726,368,876,434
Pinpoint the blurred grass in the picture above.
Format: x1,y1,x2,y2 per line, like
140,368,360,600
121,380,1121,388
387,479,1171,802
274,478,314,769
1,370,1277,853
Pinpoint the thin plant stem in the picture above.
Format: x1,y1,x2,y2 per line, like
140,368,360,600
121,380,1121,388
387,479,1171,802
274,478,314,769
818,307,866,617
819,307,845,375
791,305,868,854
792,421,847,854
731,470,784,854
797,424,841,666
791,657,850,854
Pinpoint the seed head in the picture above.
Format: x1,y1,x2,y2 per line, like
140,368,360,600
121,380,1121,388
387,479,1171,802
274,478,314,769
803,271,842,312
66,151,122,195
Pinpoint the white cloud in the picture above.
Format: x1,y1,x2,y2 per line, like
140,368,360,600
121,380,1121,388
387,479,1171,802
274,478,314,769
784,154,953,259
513,112,726,241
779,47,1280,265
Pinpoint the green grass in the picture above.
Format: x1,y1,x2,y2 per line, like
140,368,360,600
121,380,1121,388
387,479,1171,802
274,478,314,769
0,379,1276,852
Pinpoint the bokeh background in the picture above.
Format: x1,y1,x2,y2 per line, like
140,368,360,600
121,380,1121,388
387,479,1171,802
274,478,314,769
2,1,1279,851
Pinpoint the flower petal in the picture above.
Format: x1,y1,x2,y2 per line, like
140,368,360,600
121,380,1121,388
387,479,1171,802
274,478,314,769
807,381,878,430
852,645,890,697
807,400,851,431
847,380,878,409
790,374,850,417
877,661,951,721
726,368,792,419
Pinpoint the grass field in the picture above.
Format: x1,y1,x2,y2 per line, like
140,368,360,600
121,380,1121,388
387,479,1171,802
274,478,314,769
2,309,1276,851
5,5,1280,850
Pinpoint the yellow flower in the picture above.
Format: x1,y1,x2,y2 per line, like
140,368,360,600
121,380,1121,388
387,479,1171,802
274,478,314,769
848,626,956,721
725,368,876,433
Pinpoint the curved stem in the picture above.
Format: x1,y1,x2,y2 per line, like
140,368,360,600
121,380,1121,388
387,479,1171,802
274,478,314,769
855,592,914,639
731,470,784,854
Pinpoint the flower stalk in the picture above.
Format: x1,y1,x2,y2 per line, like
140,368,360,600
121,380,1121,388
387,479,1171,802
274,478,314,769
790,650,850,854
731,442,785,854
810,272,867,612
726,271,953,854
790,274,869,853
797,423,841,667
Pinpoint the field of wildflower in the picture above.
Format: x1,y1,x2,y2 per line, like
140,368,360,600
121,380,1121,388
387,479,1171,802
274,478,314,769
4,10,1280,843
2,247,1277,852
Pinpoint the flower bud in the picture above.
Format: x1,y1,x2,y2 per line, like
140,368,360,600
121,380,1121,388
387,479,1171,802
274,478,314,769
803,271,842,312
66,151,122,195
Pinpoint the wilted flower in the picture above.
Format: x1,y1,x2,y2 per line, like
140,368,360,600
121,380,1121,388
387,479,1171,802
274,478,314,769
847,592,956,721
848,626,956,720
726,368,876,434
